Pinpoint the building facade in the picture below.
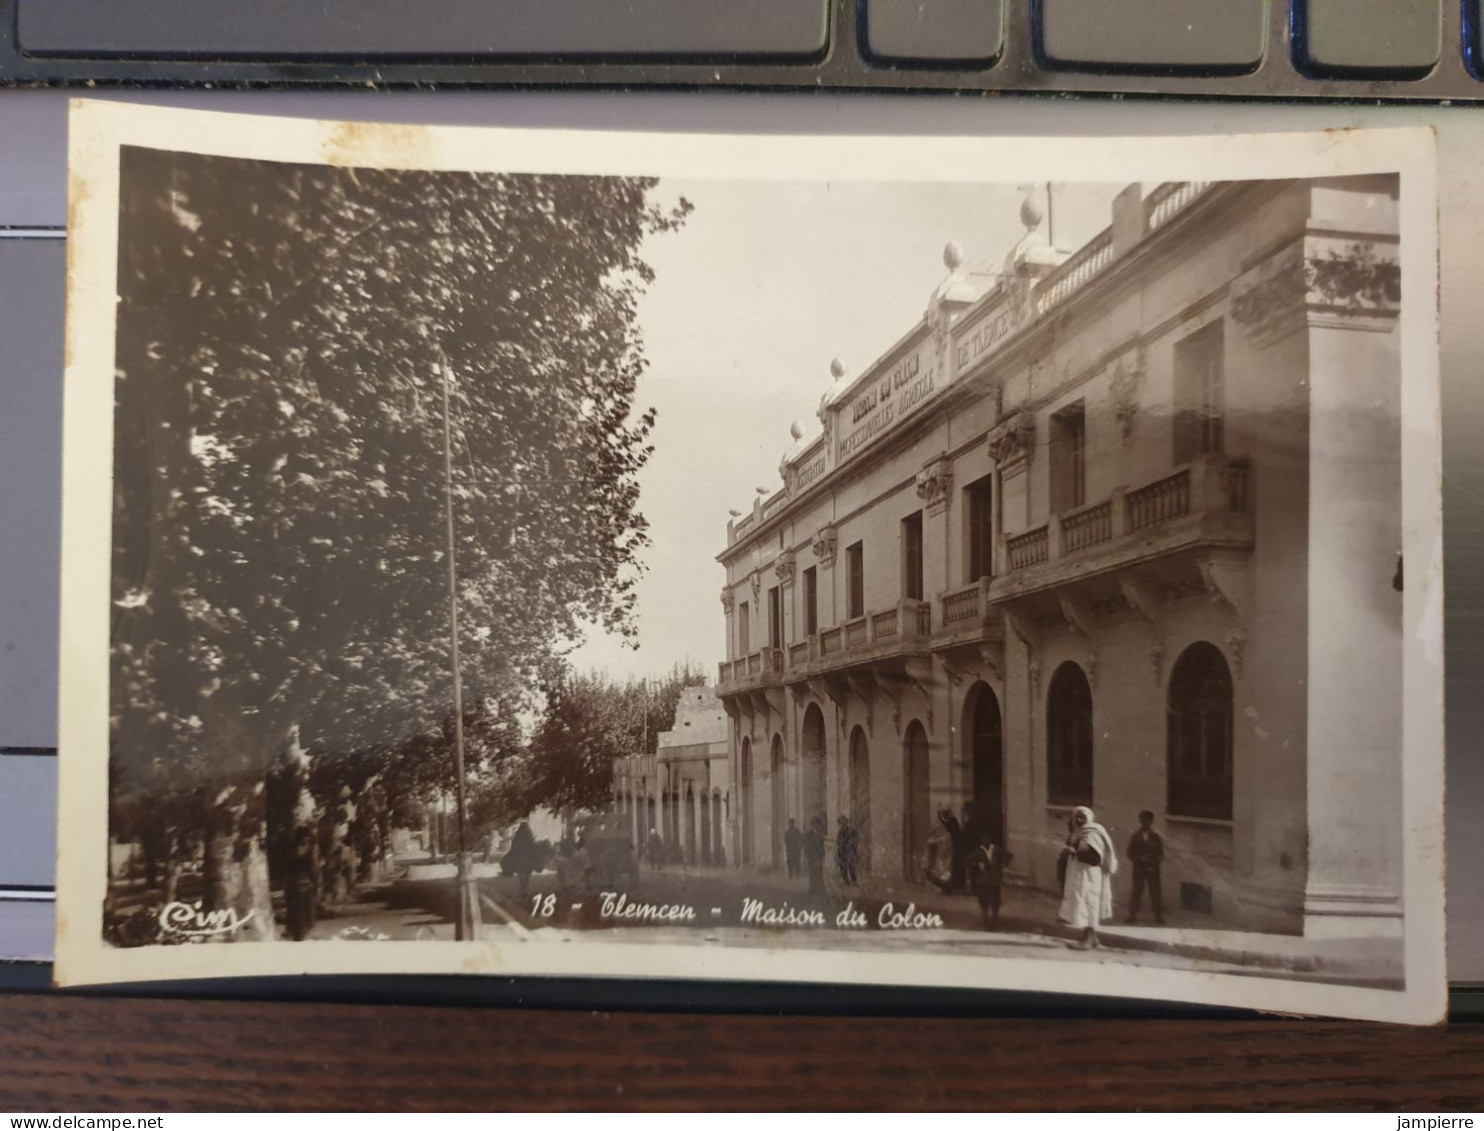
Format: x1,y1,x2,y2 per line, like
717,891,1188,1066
717,178,1403,936
612,687,732,866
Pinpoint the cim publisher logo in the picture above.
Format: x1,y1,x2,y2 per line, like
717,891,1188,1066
157,900,255,939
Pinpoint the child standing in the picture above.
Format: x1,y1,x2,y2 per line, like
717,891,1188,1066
1125,809,1165,925
968,838,1014,929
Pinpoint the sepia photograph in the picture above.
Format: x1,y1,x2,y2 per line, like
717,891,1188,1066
53,102,1446,1024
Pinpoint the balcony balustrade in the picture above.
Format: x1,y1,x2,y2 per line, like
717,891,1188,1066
1036,227,1114,316
1127,467,1190,531
1007,526,1049,570
870,608,898,640
718,455,1249,699
1062,498,1113,553
1145,181,1212,232
993,451,1253,600
718,599,933,694
941,581,983,628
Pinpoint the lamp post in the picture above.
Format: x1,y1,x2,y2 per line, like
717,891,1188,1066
440,354,480,943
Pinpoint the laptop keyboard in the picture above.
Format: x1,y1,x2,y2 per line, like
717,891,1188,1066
4,0,1484,99
15,0,832,60
1039,0,1268,73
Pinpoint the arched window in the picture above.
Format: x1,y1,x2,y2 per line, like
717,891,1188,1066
965,682,1004,845
1047,662,1093,807
801,703,827,830
771,734,787,867
849,726,871,875
711,790,725,865
739,738,753,865
902,721,931,881
1167,642,1234,820
685,783,698,863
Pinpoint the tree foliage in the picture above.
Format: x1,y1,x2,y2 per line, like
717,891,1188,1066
107,145,689,927
510,661,707,818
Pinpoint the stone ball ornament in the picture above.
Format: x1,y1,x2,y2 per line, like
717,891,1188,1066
1019,186,1045,232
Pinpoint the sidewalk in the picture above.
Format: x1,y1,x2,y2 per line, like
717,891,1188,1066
938,883,1400,987
637,861,1405,988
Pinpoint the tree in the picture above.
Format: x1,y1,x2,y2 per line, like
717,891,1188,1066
108,145,690,939
518,661,707,818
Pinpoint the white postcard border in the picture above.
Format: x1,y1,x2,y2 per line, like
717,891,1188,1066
54,101,1447,1024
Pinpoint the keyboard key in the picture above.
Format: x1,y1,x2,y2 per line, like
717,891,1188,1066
1038,0,1266,72
0,236,64,751
18,0,830,60
865,0,1004,65
0,754,57,890
1300,0,1441,77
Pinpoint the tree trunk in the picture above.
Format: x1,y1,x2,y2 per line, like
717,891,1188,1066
143,834,160,891
265,725,319,899
163,851,182,906
202,781,277,943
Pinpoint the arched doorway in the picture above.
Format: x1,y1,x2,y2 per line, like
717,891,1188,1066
685,784,697,863
801,703,828,832
699,783,712,865
770,734,787,869
903,721,931,881
965,682,1005,847
1047,662,1094,808
740,738,753,865
1167,641,1234,820
712,790,726,866
848,726,871,878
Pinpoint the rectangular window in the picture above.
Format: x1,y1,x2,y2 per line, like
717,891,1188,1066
846,541,865,620
737,601,750,656
1174,320,1224,465
803,567,818,636
1050,402,1086,514
965,474,994,582
767,584,782,649
902,511,924,601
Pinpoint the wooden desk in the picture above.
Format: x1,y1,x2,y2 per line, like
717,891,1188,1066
1,991,1481,1111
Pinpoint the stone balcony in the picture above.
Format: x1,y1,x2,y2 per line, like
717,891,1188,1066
989,451,1253,604
716,646,783,696
717,599,936,699
717,453,1250,700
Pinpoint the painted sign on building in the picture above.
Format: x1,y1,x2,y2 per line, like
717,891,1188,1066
795,451,826,491
835,338,938,464
953,285,1032,375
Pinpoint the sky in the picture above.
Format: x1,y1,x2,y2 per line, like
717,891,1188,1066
568,178,1123,683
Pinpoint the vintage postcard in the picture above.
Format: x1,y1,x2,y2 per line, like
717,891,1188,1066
54,101,1447,1024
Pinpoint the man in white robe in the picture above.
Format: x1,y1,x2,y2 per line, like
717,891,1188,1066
1058,805,1118,948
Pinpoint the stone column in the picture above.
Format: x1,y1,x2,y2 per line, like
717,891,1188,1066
1303,301,1403,938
